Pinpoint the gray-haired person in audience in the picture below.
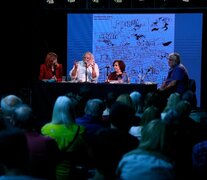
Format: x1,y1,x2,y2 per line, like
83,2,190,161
130,91,144,118
0,94,23,117
76,98,105,140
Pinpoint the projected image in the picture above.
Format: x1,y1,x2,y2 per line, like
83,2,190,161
92,14,174,85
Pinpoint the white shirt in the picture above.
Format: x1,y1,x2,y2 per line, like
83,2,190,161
69,61,99,83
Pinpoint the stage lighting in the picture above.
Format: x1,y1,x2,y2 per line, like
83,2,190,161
114,0,122,3
46,0,54,4
65,0,86,8
91,0,109,8
111,0,131,8
68,0,75,2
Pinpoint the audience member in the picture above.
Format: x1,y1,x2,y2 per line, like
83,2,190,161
129,105,161,140
161,92,181,119
109,101,140,153
11,103,60,180
116,119,176,180
192,139,207,179
76,98,106,140
39,52,63,82
106,60,129,83
159,52,189,96
182,89,197,111
89,128,138,180
87,101,139,179
102,92,117,117
69,52,99,83
144,91,167,112
130,91,144,118
0,94,23,118
166,100,207,179
41,96,89,180
116,93,133,108
116,93,140,126
0,127,43,179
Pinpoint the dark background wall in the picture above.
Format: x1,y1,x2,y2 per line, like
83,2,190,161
0,0,206,110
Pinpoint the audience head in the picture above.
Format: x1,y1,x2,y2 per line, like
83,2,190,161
182,90,197,109
52,96,75,125
109,101,135,131
116,93,133,110
144,91,166,112
130,91,143,113
11,103,34,130
141,106,161,126
104,92,117,109
162,109,179,125
84,98,105,118
0,94,23,117
140,119,174,156
175,100,192,120
163,92,181,112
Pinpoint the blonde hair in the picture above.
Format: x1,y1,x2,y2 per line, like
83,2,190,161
116,93,133,109
140,119,168,154
45,52,58,67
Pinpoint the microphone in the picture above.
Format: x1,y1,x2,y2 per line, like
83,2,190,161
140,67,152,83
147,67,152,72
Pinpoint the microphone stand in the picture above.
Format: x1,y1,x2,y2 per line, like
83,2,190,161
141,68,151,83
105,66,110,83
85,63,88,82
106,66,110,78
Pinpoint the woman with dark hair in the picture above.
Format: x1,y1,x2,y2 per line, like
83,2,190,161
107,60,129,83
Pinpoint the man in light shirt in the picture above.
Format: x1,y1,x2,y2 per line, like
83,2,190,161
69,52,99,83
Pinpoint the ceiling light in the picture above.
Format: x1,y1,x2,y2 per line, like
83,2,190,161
114,0,122,3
